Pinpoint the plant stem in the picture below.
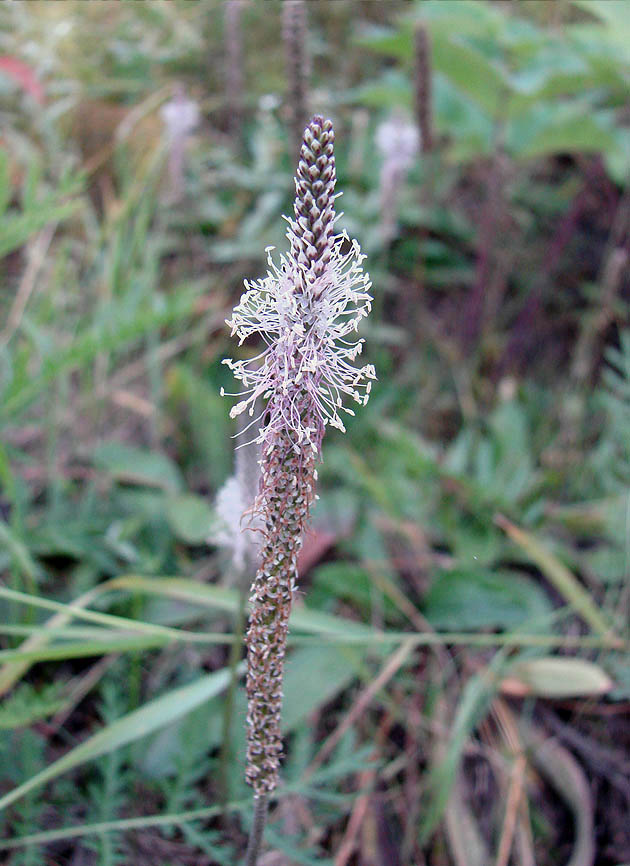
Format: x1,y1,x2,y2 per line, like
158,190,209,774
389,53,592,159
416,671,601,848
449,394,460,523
245,793,269,866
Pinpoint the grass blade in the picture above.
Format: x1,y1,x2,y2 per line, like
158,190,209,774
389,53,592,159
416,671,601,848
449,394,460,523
0,664,241,813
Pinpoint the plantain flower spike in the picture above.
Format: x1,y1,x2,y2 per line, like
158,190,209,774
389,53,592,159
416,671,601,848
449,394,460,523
222,115,375,796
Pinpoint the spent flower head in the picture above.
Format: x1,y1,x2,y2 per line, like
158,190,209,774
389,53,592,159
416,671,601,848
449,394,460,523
222,115,375,453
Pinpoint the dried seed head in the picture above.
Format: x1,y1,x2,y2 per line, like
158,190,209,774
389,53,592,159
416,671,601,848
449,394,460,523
414,23,434,154
283,0,310,161
224,0,246,146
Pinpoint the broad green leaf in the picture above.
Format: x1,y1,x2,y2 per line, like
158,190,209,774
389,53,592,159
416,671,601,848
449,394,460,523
512,111,616,159
434,76,494,160
166,494,216,544
503,657,612,698
604,126,630,186
354,24,413,62
411,0,502,37
141,645,363,781
572,0,630,46
310,562,398,619
283,645,363,730
432,33,510,116
356,1,501,61
510,45,590,98
345,71,412,110
424,568,551,630
92,442,183,493
0,666,237,813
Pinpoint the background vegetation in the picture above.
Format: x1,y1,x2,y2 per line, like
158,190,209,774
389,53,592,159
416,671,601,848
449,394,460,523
1,1,629,863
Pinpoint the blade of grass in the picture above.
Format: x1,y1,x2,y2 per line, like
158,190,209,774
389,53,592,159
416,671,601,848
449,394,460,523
0,624,149,640
420,652,507,842
494,514,618,641
0,798,250,851
0,664,242,813
0,577,624,694
107,574,376,636
0,635,171,663
0,585,203,641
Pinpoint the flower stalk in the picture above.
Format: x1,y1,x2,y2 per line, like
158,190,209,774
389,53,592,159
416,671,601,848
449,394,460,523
222,114,374,857
283,0,310,161
224,0,246,151
414,23,434,154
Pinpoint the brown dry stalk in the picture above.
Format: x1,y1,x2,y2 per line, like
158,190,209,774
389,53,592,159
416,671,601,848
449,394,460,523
414,23,434,154
224,0,246,145
283,0,309,161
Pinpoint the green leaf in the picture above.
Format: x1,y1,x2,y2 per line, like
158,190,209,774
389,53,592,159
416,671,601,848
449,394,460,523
0,148,10,217
345,70,412,110
510,109,616,159
168,364,232,489
0,666,237,813
421,654,505,840
1,285,203,421
310,563,397,619
432,33,510,116
0,634,173,665
0,521,42,583
92,442,183,493
504,657,612,698
283,645,363,731
0,200,81,259
354,24,413,62
166,494,216,544
572,0,630,44
496,516,617,639
106,575,375,638
423,568,551,630
0,683,65,730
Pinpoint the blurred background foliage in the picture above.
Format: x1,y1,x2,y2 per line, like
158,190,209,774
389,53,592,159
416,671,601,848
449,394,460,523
0,1,629,864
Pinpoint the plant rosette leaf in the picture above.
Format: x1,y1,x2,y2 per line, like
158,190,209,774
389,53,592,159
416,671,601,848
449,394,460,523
501,657,613,698
92,442,183,493
166,493,217,544
423,567,552,631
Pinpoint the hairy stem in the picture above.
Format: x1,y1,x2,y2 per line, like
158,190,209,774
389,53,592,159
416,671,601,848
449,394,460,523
245,793,269,866
245,433,316,794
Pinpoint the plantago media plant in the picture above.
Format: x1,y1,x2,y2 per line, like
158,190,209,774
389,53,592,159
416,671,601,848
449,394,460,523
222,114,375,862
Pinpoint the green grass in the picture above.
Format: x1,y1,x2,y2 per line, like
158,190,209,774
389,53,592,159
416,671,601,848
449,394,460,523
1,1,629,863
